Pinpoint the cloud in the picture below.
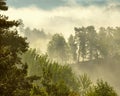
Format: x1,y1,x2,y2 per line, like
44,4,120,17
7,0,67,10
1,3,120,39
7,0,120,10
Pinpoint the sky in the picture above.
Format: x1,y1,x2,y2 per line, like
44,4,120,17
6,0,120,9
2,0,120,38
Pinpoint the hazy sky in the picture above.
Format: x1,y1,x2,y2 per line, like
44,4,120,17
4,0,120,38
6,0,120,9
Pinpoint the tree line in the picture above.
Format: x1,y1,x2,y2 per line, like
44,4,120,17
47,26,120,63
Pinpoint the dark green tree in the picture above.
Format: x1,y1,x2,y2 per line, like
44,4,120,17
0,0,8,10
0,1,36,96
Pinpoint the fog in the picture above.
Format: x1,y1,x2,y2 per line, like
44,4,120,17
19,27,52,53
18,25,120,95
2,2,120,95
2,3,120,39
70,60,120,94
2,4,119,54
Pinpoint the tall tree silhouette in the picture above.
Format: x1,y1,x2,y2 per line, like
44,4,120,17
0,1,35,96
68,34,77,62
74,27,87,62
86,26,98,60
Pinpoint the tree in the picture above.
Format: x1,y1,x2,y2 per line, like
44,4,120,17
97,27,116,59
0,0,8,10
21,49,79,91
0,1,35,96
21,50,119,96
74,26,100,62
78,74,92,96
74,27,87,62
86,80,118,96
47,34,69,63
21,49,80,96
86,26,98,60
113,27,120,58
97,27,109,58
68,34,77,63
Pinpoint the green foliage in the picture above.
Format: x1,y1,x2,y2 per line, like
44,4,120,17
22,49,119,96
86,26,98,60
30,86,48,96
74,26,120,62
21,49,85,95
21,49,42,76
74,26,98,62
47,33,69,63
97,27,109,57
0,2,36,96
74,27,87,62
78,74,92,96
0,15,20,28
45,26,120,63
86,80,118,96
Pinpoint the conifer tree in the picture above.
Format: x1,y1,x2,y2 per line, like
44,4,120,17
0,1,35,96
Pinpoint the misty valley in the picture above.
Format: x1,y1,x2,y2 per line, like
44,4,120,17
0,0,120,96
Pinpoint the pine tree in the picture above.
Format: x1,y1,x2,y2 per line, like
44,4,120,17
0,1,35,96
0,0,8,11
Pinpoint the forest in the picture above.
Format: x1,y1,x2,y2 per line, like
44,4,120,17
0,0,120,96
